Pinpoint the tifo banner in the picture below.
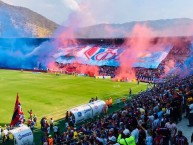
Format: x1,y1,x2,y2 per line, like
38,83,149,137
55,45,122,66
55,45,172,68
134,46,172,68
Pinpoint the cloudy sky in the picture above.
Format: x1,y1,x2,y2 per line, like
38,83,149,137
2,0,193,26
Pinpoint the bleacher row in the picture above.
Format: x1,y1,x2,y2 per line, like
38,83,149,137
36,73,193,145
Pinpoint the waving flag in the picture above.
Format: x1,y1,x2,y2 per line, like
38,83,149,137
10,93,24,127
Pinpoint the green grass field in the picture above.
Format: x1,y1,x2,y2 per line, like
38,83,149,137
0,69,148,144
0,69,148,125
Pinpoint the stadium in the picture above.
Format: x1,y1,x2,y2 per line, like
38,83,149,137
1,1,193,145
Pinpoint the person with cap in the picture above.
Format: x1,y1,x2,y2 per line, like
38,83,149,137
108,136,120,145
94,131,107,145
47,135,54,145
73,127,78,140
174,130,189,145
117,129,136,145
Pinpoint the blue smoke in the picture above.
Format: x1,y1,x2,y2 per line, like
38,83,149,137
183,42,193,75
0,5,57,70
0,38,54,70
167,41,193,78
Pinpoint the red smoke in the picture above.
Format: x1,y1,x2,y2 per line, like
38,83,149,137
115,24,155,81
64,63,99,76
76,64,99,76
47,0,193,80
164,59,175,75
47,62,59,72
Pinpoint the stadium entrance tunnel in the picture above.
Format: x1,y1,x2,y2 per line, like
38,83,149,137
9,125,34,145
69,100,106,124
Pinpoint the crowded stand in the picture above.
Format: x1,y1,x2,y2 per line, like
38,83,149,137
51,38,193,83
2,72,193,144
41,39,193,144
2,38,193,145
32,73,193,145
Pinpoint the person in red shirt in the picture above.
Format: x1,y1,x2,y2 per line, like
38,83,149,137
47,135,54,145
154,131,163,145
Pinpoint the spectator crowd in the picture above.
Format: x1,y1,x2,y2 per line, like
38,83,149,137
38,74,193,145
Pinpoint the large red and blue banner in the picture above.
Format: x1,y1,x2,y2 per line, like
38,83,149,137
55,45,171,68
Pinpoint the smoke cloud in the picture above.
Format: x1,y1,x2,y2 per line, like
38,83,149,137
1,0,193,81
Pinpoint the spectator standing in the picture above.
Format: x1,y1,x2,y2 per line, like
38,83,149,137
53,124,58,136
41,135,47,145
152,114,160,130
28,109,33,119
145,130,153,145
47,126,50,135
165,118,177,145
108,136,119,145
47,135,54,145
174,130,189,145
154,131,163,145
131,126,139,144
156,122,170,145
117,129,136,145
94,132,107,145
129,88,132,96
2,127,9,143
187,100,193,127
65,111,69,122
49,118,54,130
33,114,37,126
27,118,32,128
138,126,146,145
30,120,35,132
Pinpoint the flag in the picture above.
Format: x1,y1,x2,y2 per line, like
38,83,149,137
10,93,24,127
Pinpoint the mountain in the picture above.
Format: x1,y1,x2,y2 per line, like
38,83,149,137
0,0,59,37
1,0,193,38
75,18,193,38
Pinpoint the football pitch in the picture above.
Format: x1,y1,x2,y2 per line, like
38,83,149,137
0,69,147,126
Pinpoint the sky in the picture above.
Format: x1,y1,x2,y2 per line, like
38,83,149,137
2,0,193,26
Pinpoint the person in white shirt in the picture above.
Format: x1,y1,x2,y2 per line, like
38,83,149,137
165,119,177,145
49,118,54,130
3,129,9,143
